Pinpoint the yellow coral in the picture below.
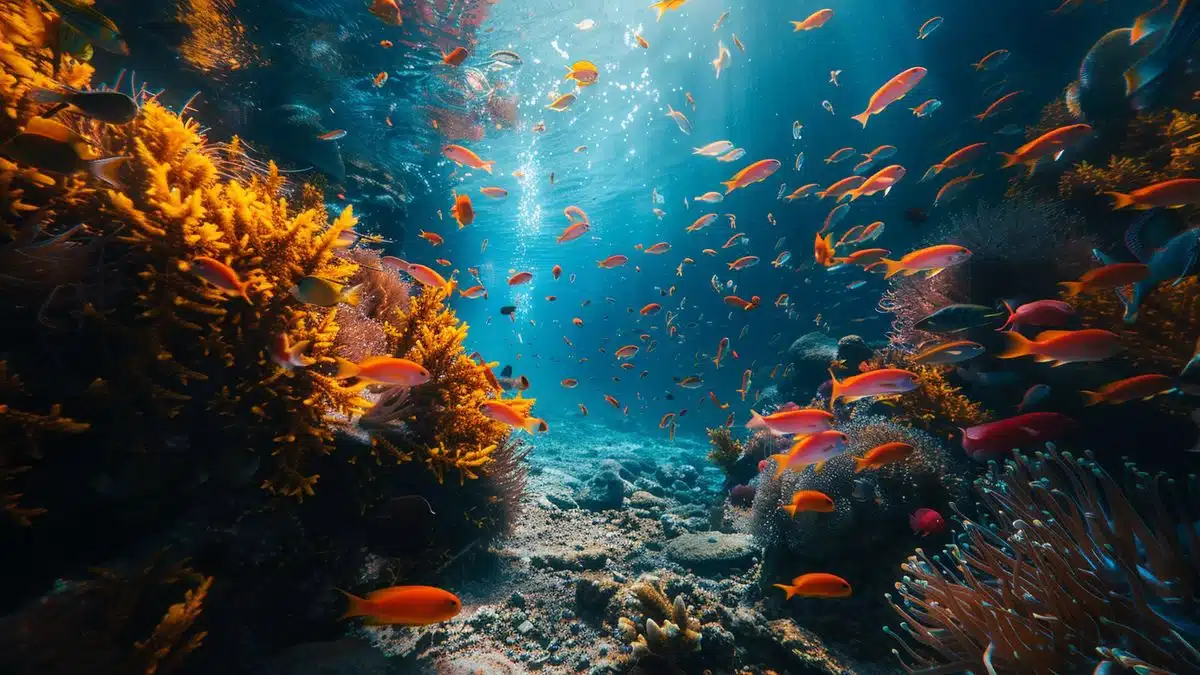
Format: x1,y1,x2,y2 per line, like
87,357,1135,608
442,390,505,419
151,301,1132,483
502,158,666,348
134,575,213,675
425,441,496,485
706,426,743,475
861,355,990,436
1068,278,1200,373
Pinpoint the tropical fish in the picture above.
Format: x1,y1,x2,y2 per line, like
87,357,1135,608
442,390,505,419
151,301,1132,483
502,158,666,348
781,490,835,516
961,413,1074,461
771,430,850,476
1059,262,1150,297
334,356,430,386
369,0,403,26
565,60,599,86
442,144,494,173
290,276,362,307
911,99,941,118
933,171,982,207
189,257,251,301
997,329,1122,366
712,40,732,78
998,124,1092,176
975,90,1023,122
851,67,927,128
337,586,460,625
0,118,126,187
383,258,449,289
1017,384,1052,413
972,49,1010,71
665,104,692,134
998,300,1075,331
773,573,852,599
909,508,946,536
1081,374,1176,405
917,16,943,39
791,9,834,31
720,159,781,194
41,0,129,55
480,400,548,433
649,0,688,22
854,442,914,472
693,140,735,156
873,244,971,279
825,147,856,164
480,186,507,198
746,408,834,435
547,93,577,111
450,192,474,228
29,87,137,124
270,333,315,370
911,340,985,365
1106,178,1200,210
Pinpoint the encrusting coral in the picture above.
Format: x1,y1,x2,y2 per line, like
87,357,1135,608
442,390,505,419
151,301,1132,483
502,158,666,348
886,444,1200,674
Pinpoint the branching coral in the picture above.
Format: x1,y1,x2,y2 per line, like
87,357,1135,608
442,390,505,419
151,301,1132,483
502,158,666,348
886,444,1200,674
861,353,991,437
706,426,743,475
617,577,704,663
0,555,212,675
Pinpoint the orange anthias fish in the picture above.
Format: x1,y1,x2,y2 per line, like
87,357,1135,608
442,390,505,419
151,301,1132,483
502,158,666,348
708,391,730,409
1059,263,1149,297
334,356,432,386
338,586,460,625
480,400,548,433
828,368,919,407
615,345,639,359
604,394,621,408
508,271,533,285
383,258,449,290
459,285,488,299
844,165,906,201
552,265,563,280
791,8,834,31
598,254,629,269
450,192,475,229
725,295,761,310
926,143,988,180
874,244,971,279
854,442,915,472
814,232,836,266
419,230,444,246
998,329,1121,366
1081,374,1176,406
771,429,851,476
773,573,852,599
557,221,590,243
999,124,1092,176
270,333,315,370
442,144,495,173
721,159,782,194
188,256,251,301
565,60,600,87
851,67,927,128
442,46,469,66
561,378,578,388
780,490,835,516
640,302,662,315
975,90,1023,122
1106,178,1200,210
369,0,402,26
713,336,730,367
818,176,867,200
746,407,834,435
650,0,688,22
645,242,672,254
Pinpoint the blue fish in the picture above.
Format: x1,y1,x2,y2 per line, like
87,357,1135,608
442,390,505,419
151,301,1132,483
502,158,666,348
1095,220,1200,322
1125,0,1200,110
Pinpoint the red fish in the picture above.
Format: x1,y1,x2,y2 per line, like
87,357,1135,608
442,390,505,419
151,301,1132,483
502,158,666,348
781,490,835,516
442,47,469,66
338,586,460,625
1081,374,1176,406
999,124,1092,176
997,329,1121,366
852,67,927,128
998,299,1075,332
961,412,1074,461
773,573,852,599
828,368,919,407
909,508,946,537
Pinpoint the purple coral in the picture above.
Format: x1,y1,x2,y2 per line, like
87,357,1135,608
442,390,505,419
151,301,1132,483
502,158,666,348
729,483,756,507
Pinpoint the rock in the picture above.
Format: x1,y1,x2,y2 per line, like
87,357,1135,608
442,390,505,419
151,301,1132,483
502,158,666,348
629,491,666,508
508,592,526,608
544,492,579,510
598,458,635,481
530,548,610,571
663,532,756,573
836,334,874,370
517,620,535,635
633,476,666,496
577,470,625,511
574,577,620,618
435,653,525,675
660,513,687,538
261,639,397,675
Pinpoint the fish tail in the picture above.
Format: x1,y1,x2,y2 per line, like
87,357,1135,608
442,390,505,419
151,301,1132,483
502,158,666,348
853,456,868,473
341,283,363,307
789,21,802,31
878,258,905,279
746,409,764,430
770,453,790,479
480,161,494,174
523,416,548,434
1105,191,1136,210
997,300,1016,331
28,87,67,104
971,61,984,71
651,1,667,22
780,505,797,517
773,583,797,600
828,369,842,407
814,189,828,199
1058,281,1082,298
1081,390,1105,407
850,111,870,128
721,180,737,195
87,155,129,189
997,152,1019,169
333,357,361,380
973,112,987,122
335,588,372,620
997,331,1034,360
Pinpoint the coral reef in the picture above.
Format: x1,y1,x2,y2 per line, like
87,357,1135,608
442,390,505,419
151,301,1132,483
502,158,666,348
706,426,743,476
617,577,704,666
1068,277,1200,374
861,352,991,437
886,444,1200,674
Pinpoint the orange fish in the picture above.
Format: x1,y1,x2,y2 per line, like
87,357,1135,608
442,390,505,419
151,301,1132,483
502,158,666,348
874,244,971,279
450,192,474,229
925,143,989,181
369,0,402,25
640,302,662,316
999,124,1092,176
660,412,675,428
558,220,590,243
334,356,432,386
713,336,730,367
188,256,251,301
724,295,760,310
435,258,452,267
579,403,589,416
736,369,751,400
998,329,1121,366
975,90,1023,122
379,39,394,48
635,33,650,48
598,254,629,268
552,264,563,280
818,176,867,200
508,271,533,285
442,144,495,173
604,394,620,408
615,345,640,359
442,46,469,66
781,490,835,516
480,186,508,198
708,391,730,409
1059,263,1149,297
562,378,578,388
572,317,584,326
836,247,889,267
645,242,671,254
844,165,906,201
721,159,782,194
773,573,852,599
854,442,915,472
1106,178,1200,210
1081,374,1176,406
814,232,836,266
459,285,488,299
338,586,460,626
382,258,449,289
419,230,444,246
791,9,834,31
373,71,388,87
270,333,315,370
546,295,557,301
829,368,919,407
480,400,548,433
746,407,834,435
852,67,926,128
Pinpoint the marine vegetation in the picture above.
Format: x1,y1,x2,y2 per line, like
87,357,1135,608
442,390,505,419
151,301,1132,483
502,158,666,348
706,425,743,476
860,352,991,437
886,444,1200,674
616,577,704,666
1068,276,1200,373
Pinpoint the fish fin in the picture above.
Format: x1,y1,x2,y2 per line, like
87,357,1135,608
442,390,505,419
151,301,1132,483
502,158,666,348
333,357,360,380
335,588,371,620
827,369,842,408
721,180,737,195
773,583,797,600
780,504,797,517
1081,390,1104,406
1025,160,1038,178
290,341,317,367
997,331,1034,359
903,268,921,277
771,453,790,479
924,267,945,279
1058,281,1082,298
1105,191,1136,210
971,61,984,71
850,111,870,128
996,152,1019,169
878,258,904,279
1034,330,1072,341
87,155,129,189
813,460,825,474
853,457,867,473
789,21,803,31
480,161,494,174
997,300,1017,331
650,0,668,22
341,283,363,307
746,409,765,430
523,416,548,434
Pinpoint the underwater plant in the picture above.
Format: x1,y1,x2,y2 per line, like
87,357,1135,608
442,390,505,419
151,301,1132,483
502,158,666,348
886,444,1200,674
706,426,744,475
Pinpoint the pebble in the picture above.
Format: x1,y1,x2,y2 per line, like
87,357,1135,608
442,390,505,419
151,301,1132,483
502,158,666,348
517,620,535,635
